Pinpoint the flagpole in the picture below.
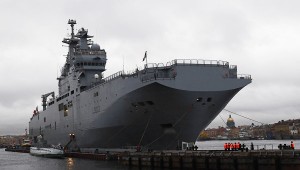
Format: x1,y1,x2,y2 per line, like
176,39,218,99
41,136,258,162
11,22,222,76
143,51,148,68
146,52,148,67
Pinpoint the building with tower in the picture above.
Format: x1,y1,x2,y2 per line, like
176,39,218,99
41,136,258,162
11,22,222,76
227,115,235,128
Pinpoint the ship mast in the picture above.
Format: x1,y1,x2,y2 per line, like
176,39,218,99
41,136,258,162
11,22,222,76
66,19,77,60
61,19,78,77
69,19,76,39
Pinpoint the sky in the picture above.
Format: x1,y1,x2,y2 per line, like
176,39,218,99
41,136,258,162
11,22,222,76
0,0,299,135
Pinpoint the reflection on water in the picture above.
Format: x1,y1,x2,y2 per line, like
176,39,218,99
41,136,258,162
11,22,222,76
66,158,74,170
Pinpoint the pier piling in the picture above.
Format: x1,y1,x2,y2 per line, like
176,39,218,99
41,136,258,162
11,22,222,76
120,150,300,170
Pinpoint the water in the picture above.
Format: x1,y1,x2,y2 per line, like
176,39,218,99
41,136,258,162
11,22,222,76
0,149,128,170
0,140,298,169
195,139,300,150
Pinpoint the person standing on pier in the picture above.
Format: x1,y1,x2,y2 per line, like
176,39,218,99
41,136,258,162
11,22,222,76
230,143,234,151
291,141,295,150
251,142,254,150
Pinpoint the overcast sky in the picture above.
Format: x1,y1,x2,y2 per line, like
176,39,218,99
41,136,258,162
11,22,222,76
0,0,299,135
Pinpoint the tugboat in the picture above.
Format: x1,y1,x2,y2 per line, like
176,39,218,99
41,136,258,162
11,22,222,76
21,129,31,148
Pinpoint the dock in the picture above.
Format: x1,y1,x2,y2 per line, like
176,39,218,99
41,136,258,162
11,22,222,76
120,150,300,170
5,146,300,169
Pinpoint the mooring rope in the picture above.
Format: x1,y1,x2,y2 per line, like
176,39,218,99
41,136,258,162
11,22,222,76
138,113,153,145
219,114,228,127
223,109,265,125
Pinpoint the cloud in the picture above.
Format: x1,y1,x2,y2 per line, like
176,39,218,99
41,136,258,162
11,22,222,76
0,0,300,135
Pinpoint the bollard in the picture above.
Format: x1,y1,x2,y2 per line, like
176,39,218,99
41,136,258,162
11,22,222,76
150,156,154,169
179,156,183,169
160,156,164,168
216,157,221,170
192,156,197,169
128,157,132,167
275,157,281,170
253,158,258,170
205,157,209,170
138,157,141,169
233,157,238,170
169,156,173,169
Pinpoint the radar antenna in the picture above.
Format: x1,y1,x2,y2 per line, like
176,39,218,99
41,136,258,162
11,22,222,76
68,19,76,38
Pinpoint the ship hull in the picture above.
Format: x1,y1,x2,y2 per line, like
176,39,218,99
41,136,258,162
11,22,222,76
77,83,242,149
31,81,244,150
30,63,251,150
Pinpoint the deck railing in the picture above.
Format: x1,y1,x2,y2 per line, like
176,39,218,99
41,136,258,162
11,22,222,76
100,59,250,85
237,74,252,80
171,59,229,66
103,71,124,83
144,59,229,68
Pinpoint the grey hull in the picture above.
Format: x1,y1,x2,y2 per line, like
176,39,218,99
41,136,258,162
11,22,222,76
80,83,243,149
36,82,244,150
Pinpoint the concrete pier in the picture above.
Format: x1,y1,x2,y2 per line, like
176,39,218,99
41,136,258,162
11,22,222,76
120,150,300,170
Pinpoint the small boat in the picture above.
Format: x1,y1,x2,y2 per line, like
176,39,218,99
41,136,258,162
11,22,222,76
29,134,64,158
30,146,64,158
21,139,31,147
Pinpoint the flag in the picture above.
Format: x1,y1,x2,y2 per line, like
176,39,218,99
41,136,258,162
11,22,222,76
143,51,147,61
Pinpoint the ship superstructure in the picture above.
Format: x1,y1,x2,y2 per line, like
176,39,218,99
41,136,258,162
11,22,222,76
29,20,252,150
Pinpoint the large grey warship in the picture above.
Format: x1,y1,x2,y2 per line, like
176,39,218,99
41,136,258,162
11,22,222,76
29,19,252,150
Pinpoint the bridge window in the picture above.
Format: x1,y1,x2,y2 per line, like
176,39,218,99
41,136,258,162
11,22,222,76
64,105,68,117
58,103,64,111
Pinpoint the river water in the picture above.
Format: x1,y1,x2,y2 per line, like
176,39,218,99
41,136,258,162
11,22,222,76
196,139,299,150
0,149,128,170
0,140,298,169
